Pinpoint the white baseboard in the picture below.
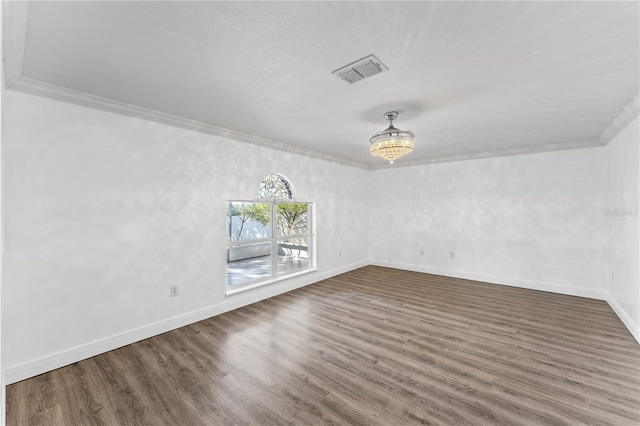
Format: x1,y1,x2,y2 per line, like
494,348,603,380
370,260,608,300
1,368,5,426
606,294,640,344
5,260,368,385
372,260,640,344
6,259,636,385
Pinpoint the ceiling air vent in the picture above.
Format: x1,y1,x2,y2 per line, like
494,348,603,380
332,55,388,84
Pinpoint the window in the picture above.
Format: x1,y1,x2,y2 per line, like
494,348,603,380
226,174,315,292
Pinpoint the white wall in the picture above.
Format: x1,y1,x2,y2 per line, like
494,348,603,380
0,5,4,422
369,147,610,298
2,87,637,389
606,117,640,341
1,90,370,382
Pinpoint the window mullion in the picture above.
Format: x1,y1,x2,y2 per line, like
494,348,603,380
226,177,315,292
271,202,278,278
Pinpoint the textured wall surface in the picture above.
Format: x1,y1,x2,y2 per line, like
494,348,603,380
2,89,638,382
0,7,4,419
2,91,370,372
369,147,610,296
607,117,640,339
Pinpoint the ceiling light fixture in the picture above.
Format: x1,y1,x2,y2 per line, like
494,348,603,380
370,111,414,164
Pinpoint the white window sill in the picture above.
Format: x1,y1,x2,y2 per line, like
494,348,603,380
225,268,318,297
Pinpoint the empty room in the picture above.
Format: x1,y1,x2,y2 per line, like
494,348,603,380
1,1,639,425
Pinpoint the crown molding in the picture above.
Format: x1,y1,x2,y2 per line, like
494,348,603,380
6,76,370,170
3,0,637,171
597,93,640,146
2,0,29,88
8,75,637,172
369,137,604,170
370,94,640,170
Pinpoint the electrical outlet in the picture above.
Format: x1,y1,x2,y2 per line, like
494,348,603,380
420,249,424,255
170,285,179,297
450,252,455,259
339,250,342,257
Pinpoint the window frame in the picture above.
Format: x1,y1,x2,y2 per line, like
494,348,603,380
226,197,316,296
274,200,314,278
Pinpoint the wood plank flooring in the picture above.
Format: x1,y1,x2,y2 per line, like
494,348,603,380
7,266,640,425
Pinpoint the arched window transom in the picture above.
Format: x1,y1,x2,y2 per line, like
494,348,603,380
257,173,293,200
226,174,315,294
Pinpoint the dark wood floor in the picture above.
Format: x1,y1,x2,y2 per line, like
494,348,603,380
7,266,640,425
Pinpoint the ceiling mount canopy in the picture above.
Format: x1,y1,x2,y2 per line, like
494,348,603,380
370,111,415,164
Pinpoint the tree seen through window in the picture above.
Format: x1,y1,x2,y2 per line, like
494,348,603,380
226,174,314,289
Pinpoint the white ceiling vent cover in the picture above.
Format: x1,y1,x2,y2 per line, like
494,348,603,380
332,55,389,84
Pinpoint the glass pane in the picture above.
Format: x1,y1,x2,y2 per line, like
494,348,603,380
257,174,292,199
276,203,309,236
227,242,272,286
226,201,271,242
277,237,310,275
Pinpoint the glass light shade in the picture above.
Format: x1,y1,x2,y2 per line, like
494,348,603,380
370,125,414,164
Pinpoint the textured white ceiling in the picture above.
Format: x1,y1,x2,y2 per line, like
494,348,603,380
5,1,639,168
